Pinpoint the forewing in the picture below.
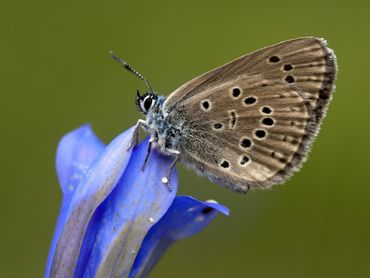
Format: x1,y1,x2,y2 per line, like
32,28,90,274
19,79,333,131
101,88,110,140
165,37,336,192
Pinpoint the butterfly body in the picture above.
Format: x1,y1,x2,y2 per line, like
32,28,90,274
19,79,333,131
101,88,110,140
139,95,181,155
125,37,337,193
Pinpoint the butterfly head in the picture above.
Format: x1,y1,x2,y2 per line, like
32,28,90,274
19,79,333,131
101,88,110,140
109,52,159,115
136,90,158,114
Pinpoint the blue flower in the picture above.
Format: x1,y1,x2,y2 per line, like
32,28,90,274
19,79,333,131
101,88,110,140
45,125,229,277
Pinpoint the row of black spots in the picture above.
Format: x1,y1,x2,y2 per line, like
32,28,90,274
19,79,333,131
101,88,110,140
267,55,295,92
230,87,263,104
219,156,251,170
239,128,274,156
267,55,294,72
257,108,274,137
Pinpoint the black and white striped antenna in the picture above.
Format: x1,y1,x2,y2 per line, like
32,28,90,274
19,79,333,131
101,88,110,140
110,51,154,93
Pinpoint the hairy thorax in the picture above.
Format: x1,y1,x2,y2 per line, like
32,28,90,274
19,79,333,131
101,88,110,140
143,96,182,155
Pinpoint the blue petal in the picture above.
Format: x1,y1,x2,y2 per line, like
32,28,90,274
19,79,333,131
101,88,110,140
45,125,105,277
49,126,137,277
75,137,178,278
129,196,229,277
56,124,105,195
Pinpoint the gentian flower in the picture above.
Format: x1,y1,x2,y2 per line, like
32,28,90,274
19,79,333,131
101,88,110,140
45,125,229,278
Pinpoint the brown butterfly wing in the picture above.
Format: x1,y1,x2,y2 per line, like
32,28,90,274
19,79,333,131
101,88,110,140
164,37,336,192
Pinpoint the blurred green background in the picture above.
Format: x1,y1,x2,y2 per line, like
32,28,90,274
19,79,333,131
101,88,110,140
1,0,369,277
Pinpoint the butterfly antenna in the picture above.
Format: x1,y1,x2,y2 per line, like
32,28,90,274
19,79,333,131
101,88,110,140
110,51,154,93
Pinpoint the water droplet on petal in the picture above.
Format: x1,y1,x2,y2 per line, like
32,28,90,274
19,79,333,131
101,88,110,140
187,207,196,212
196,215,205,222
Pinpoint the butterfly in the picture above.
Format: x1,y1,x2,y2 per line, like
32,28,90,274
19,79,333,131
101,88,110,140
111,37,337,193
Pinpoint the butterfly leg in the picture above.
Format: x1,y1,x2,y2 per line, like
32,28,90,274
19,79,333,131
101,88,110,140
128,119,148,151
162,149,180,192
141,138,155,171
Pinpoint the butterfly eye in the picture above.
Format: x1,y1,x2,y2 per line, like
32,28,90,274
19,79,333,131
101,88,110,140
140,95,155,112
